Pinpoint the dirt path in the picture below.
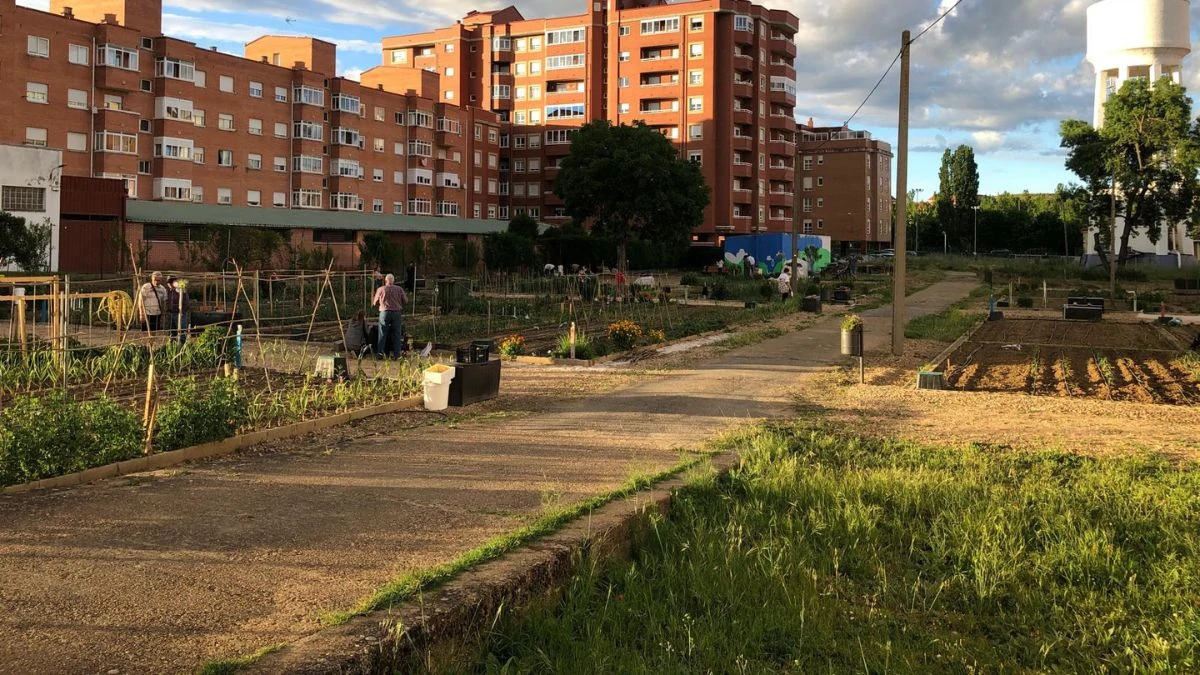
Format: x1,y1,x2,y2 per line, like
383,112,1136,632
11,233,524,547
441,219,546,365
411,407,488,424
0,275,977,674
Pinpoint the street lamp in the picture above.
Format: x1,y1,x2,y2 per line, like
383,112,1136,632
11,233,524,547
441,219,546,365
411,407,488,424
971,205,980,256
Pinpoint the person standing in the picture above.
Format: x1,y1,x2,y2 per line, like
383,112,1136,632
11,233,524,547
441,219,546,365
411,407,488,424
371,273,408,359
137,271,168,333
776,268,792,302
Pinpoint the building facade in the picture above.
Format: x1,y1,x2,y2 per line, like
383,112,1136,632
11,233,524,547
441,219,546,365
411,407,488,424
795,121,894,254
0,144,63,271
0,0,512,271
378,0,801,246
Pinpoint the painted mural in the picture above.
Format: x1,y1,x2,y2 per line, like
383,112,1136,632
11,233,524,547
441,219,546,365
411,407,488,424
721,234,832,277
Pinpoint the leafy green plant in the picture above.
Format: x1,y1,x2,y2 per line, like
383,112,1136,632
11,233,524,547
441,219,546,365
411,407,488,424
679,272,700,286
709,280,730,301
0,392,141,487
606,320,643,351
550,332,596,360
840,313,863,331
497,334,527,357
154,377,247,452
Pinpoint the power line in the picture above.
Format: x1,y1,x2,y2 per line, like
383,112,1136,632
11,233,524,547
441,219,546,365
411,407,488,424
911,0,968,44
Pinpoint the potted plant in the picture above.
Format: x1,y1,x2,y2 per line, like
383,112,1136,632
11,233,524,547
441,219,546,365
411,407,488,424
916,362,945,390
840,313,863,356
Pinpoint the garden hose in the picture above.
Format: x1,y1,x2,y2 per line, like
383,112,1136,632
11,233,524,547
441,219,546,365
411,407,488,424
96,291,135,329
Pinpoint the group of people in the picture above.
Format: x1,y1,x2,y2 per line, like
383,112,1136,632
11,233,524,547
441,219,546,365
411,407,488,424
137,271,190,342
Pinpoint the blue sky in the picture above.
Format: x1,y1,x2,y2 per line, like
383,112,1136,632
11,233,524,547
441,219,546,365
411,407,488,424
17,0,1199,199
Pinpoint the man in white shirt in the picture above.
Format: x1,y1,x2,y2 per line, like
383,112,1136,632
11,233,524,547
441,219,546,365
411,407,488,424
137,271,167,332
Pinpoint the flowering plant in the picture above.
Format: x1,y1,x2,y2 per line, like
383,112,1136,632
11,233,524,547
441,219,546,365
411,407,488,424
606,320,643,351
649,329,666,343
497,334,526,357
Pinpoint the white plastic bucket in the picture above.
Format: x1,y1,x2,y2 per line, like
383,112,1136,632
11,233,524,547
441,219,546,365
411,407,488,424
422,367,455,411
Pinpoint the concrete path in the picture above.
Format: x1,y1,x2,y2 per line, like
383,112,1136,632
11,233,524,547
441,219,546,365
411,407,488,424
0,274,977,674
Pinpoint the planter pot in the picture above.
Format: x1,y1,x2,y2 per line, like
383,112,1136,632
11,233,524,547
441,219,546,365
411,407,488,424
423,367,455,386
840,326,863,356
801,295,822,313
423,367,456,411
916,371,945,390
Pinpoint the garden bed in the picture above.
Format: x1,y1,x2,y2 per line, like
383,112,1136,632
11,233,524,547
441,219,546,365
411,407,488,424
943,318,1200,404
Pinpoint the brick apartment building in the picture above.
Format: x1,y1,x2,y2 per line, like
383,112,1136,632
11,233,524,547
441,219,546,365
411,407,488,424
380,0,802,246
0,0,510,270
796,120,894,255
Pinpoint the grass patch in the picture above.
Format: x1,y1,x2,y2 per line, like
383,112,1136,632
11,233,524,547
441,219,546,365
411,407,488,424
714,326,786,351
904,284,989,342
318,453,711,626
196,643,286,675
463,424,1200,673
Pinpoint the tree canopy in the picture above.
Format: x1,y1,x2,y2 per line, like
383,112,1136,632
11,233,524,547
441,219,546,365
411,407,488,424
1059,77,1200,267
553,120,710,270
0,212,51,271
936,145,980,251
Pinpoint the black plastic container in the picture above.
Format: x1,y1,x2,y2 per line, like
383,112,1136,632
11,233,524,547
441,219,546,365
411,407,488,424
455,346,471,364
470,339,493,363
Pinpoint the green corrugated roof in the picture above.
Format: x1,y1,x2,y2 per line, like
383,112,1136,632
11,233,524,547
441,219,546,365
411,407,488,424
126,200,514,235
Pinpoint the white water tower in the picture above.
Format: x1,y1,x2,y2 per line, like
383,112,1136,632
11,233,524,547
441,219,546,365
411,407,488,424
1086,0,1190,127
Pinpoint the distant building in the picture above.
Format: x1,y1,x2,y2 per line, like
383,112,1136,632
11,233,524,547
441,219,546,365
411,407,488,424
0,144,63,271
795,120,893,254
1084,0,1196,266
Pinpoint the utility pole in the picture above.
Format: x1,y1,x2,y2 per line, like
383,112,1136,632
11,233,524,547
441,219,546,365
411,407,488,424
892,30,910,357
1109,174,1117,302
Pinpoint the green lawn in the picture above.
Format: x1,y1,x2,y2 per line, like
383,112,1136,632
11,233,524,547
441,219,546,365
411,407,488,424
457,425,1200,673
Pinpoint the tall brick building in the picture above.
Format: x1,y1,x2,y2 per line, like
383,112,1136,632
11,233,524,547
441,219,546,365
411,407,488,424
796,120,894,254
380,0,802,246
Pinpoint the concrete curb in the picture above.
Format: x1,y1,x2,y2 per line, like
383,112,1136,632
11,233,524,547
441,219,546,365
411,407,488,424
2,397,424,496
248,452,743,674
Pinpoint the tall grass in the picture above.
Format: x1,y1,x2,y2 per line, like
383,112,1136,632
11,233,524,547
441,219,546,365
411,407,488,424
463,426,1200,673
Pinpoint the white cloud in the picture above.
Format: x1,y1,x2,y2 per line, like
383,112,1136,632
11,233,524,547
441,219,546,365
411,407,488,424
341,67,364,82
161,13,380,54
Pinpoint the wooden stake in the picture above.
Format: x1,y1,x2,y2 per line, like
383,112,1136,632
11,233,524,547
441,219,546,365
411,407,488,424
142,362,156,430
569,321,576,360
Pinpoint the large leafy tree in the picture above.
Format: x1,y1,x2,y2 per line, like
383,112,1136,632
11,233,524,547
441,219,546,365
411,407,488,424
554,120,710,273
936,145,980,251
0,212,52,271
1060,77,1200,267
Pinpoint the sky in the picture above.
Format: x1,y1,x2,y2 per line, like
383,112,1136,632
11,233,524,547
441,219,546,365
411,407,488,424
16,0,1200,198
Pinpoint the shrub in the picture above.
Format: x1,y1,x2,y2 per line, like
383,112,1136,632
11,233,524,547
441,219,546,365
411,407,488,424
1017,297,1034,308
607,320,644,351
154,377,247,452
0,392,142,487
841,314,863,331
709,280,731,301
679,272,700,286
497,334,527,357
550,332,596,360
649,329,666,343
759,281,776,300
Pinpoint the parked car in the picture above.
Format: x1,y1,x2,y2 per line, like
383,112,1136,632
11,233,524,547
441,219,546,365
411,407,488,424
875,249,896,258
987,249,1015,258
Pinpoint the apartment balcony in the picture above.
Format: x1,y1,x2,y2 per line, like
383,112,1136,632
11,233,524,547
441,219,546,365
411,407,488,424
770,87,796,106
769,162,794,177
770,61,797,80
733,29,754,46
96,67,143,92
732,107,753,125
768,137,794,155
768,192,793,208
93,153,138,176
733,49,754,62
731,161,753,177
94,106,142,134
731,134,753,151
773,40,797,59
731,79,753,97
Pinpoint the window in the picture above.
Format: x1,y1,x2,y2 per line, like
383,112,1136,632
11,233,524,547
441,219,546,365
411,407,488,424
153,138,193,161
617,77,629,88
331,159,363,177
67,132,87,152
193,148,204,164
735,15,752,31
617,103,630,114
194,70,206,87
192,187,204,203
408,198,432,215
689,70,703,85
23,127,47,147
492,84,511,99
688,96,703,112
640,18,679,34
530,36,542,50
408,139,432,156
408,110,434,127
619,25,630,36
27,36,49,58
488,179,497,194
473,150,482,166
294,85,324,107
215,114,235,131
688,151,702,165
372,168,384,182
193,109,205,127
272,192,286,207
488,153,498,169
25,82,48,104
817,177,824,187
219,75,234,93
530,85,541,99
515,62,526,76
393,201,403,214
98,44,137,70
390,49,407,64
333,94,361,114
688,123,703,139
247,190,261,207
95,131,137,154
545,129,574,145
817,198,824,208
217,188,232,205
546,103,585,119
268,121,285,138
2,186,46,212
436,201,459,216
618,51,630,62
293,155,321,173
156,58,195,81
492,37,512,51
294,121,323,141
689,43,703,57
248,118,263,135
369,199,383,214
247,153,262,170
69,44,89,65
546,54,585,70
217,149,233,166
332,193,362,211
293,189,321,209
690,16,703,31
249,81,263,98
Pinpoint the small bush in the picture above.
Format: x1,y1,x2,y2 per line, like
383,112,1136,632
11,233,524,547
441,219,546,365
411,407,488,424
709,280,730,301
759,281,776,300
1017,297,1034,308
0,392,142,487
607,320,643,352
679,272,700,286
497,334,527,357
550,333,596,360
154,377,247,452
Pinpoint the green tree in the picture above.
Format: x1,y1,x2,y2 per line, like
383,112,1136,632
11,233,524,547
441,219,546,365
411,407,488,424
936,145,980,251
554,120,710,273
1060,77,1200,267
507,212,540,239
358,232,403,271
0,212,52,271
